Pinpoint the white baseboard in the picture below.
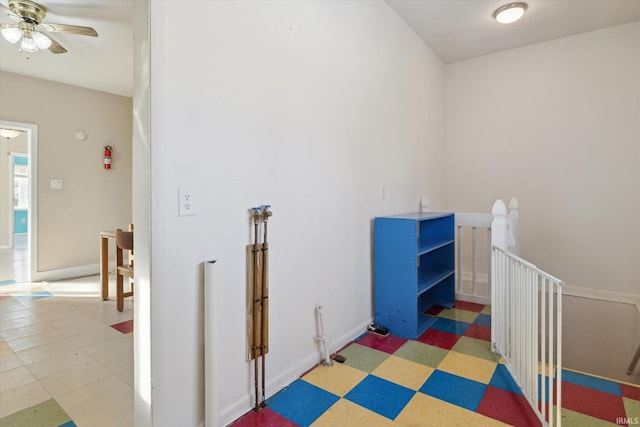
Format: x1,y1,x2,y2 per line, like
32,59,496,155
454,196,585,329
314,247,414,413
459,271,489,284
458,271,639,305
219,316,373,427
31,263,113,283
455,292,491,306
562,286,639,305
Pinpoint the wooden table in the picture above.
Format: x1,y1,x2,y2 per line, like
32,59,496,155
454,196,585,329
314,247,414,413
100,230,117,300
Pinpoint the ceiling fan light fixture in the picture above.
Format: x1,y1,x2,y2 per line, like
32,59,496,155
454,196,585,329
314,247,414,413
20,35,38,52
493,2,528,24
32,31,51,49
1,27,23,44
2,0,97,54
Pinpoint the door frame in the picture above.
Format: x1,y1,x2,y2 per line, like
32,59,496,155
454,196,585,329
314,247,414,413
1,120,38,282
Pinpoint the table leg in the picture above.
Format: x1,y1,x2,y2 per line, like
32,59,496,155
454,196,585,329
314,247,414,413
101,235,109,300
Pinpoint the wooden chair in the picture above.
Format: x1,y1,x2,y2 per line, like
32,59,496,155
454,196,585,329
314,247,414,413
115,228,134,312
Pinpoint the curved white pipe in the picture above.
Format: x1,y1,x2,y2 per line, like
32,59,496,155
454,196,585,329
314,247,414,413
315,305,332,366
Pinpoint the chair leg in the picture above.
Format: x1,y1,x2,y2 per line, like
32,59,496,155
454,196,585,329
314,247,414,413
117,273,124,312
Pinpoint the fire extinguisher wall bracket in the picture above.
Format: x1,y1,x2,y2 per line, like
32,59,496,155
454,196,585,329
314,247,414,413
104,146,112,170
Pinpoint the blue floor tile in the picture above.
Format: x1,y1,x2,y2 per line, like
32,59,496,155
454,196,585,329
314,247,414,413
419,370,486,411
0,279,16,286
344,374,415,420
538,374,554,403
562,369,621,396
15,291,53,303
473,313,491,326
430,318,470,335
267,379,339,427
489,364,522,394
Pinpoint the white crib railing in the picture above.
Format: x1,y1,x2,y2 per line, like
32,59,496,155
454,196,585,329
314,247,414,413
491,235,564,426
451,197,562,425
455,212,492,305
454,197,519,305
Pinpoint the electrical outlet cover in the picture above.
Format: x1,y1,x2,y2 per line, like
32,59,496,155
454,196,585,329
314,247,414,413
179,187,195,216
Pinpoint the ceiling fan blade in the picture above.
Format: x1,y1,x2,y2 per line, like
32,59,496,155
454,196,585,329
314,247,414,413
0,22,19,29
38,22,98,37
0,2,21,21
46,33,67,54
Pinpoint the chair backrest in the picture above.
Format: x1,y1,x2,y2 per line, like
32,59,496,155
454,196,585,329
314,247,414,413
116,229,134,252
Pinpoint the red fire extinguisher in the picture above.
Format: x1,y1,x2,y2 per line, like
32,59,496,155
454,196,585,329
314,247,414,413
104,146,112,169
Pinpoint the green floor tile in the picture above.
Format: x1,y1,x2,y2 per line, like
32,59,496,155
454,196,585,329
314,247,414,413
0,399,72,427
625,397,640,419
451,336,500,362
560,407,617,426
393,340,448,368
481,306,491,315
437,308,479,323
337,343,389,373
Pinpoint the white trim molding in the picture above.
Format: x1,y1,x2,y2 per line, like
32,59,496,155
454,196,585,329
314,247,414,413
30,263,113,283
562,285,639,305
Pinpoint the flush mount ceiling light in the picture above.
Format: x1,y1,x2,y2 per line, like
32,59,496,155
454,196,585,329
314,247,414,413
0,128,22,139
493,2,528,24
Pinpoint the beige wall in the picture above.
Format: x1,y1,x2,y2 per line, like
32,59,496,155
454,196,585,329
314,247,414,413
446,22,640,300
0,71,133,275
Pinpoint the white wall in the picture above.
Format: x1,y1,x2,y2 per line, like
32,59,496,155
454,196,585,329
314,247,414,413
148,1,446,425
446,22,640,301
132,0,151,425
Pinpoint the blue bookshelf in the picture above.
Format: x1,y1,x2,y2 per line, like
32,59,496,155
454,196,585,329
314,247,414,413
373,212,455,339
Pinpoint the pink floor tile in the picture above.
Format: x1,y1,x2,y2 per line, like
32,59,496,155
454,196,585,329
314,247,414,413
356,333,407,354
620,383,640,401
561,381,627,424
453,301,485,313
476,385,540,427
425,306,444,316
416,329,460,350
463,324,491,342
111,319,134,335
231,406,299,427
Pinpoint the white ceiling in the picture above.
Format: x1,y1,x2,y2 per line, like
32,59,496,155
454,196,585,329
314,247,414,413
0,0,132,97
0,0,639,98
386,0,640,64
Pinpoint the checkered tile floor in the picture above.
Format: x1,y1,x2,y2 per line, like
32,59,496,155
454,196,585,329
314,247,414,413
232,301,640,427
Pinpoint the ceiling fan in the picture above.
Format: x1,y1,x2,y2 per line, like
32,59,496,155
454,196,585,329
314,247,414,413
0,0,97,54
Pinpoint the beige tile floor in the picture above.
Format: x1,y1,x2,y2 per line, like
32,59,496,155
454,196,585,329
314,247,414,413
0,234,28,283
0,275,133,426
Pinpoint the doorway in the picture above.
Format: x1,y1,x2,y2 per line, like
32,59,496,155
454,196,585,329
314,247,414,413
0,120,38,284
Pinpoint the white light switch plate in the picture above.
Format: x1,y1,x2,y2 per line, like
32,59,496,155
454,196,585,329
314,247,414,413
50,179,62,190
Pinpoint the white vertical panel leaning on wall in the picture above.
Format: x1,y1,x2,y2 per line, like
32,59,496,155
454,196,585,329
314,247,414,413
205,260,220,427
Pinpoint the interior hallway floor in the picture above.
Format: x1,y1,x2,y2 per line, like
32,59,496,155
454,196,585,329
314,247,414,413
233,301,640,427
0,234,29,285
0,276,133,426
1,275,638,426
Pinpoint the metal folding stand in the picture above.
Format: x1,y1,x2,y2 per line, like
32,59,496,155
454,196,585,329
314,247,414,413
248,205,271,411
